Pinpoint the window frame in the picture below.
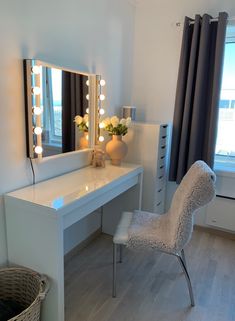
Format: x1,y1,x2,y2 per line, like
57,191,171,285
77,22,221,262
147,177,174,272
214,24,235,173
42,67,62,147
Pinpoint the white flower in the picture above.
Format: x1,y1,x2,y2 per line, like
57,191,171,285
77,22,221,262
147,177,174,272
83,114,89,123
74,115,83,125
126,117,132,127
102,117,111,127
120,118,126,126
111,116,119,128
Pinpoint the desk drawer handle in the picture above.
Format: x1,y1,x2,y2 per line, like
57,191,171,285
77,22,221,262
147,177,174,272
158,188,162,193
162,135,167,139
162,125,168,128
156,202,161,206
161,145,166,149
160,165,164,169
160,156,165,160
158,175,163,179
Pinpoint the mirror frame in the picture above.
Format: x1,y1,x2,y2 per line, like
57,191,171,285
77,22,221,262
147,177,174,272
23,59,100,159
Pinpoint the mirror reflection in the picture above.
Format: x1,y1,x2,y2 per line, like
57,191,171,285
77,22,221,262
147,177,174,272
38,67,88,156
24,60,99,159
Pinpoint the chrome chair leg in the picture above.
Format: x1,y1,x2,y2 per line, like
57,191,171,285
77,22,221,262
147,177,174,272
119,244,123,263
176,254,195,307
113,243,117,297
181,249,187,268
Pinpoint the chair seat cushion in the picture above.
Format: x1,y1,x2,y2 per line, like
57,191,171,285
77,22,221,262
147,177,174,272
115,210,176,253
113,211,133,244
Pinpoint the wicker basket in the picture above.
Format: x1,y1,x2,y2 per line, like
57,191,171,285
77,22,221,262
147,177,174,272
0,267,49,321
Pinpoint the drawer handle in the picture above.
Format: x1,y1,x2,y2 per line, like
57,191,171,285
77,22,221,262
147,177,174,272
158,175,163,179
156,202,161,206
160,156,165,160
162,135,167,139
160,165,164,169
161,145,166,149
162,125,168,128
158,188,162,193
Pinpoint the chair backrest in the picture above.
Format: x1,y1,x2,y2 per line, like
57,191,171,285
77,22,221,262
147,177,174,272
169,160,216,251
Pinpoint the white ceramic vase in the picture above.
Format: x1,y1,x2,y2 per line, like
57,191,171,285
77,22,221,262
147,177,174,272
79,131,89,149
106,135,128,166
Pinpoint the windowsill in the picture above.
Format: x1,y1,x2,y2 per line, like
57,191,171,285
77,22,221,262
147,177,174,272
214,153,235,177
43,142,62,149
214,163,235,178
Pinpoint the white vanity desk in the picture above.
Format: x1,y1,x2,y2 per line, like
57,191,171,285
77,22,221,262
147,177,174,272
5,162,143,321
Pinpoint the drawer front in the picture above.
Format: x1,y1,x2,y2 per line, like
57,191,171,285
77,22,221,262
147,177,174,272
160,124,168,138
158,157,165,169
156,166,165,180
154,187,165,204
155,173,165,189
159,135,167,147
154,198,165,214
158,144,167,159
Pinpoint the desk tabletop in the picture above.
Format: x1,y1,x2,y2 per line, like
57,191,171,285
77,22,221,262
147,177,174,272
6,162,143,211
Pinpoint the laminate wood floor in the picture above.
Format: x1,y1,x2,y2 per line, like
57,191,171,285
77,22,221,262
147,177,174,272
65,230,235,321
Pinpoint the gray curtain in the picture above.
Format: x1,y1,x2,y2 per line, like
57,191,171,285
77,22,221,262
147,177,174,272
169,12,228,183
62,72,88,153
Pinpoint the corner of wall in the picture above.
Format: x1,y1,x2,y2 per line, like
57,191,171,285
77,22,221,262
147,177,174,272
0,196,8,266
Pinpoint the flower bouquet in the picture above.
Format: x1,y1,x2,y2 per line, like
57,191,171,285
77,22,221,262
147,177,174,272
74,114,89,132
101,116,132,166
101,116,131,136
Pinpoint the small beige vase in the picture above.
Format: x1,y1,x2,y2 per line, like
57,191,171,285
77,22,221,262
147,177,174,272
106,135,128,166
79,131,89,149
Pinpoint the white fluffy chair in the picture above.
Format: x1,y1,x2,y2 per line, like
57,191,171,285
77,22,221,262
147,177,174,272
112,160,216,306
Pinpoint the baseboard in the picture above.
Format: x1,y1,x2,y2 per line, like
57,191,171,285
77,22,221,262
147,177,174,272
64,228,102,264
194,224,235,240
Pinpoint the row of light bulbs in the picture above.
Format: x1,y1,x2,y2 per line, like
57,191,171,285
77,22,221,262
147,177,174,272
31,65,43,155
85,77,106,143
97,78,105,142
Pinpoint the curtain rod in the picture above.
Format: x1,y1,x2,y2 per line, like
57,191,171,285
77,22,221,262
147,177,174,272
176,16,235,27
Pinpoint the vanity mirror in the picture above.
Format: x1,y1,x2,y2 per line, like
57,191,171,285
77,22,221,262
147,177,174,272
24,60,105,158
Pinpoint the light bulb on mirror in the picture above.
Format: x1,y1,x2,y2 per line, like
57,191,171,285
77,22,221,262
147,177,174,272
85,134,89,141
99,94,105,101
99,122,105,129
32,87,41,95
34,127,42,135
86,80,89,86
86,94,89,100
99,108,105,115
34,145,43,154
86,108,89,114
99,79,106,86
99,136,104,142
86,122,89,127
33,107,42,115
31,66,41,75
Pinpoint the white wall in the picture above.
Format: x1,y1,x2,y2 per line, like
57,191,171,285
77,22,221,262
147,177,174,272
132,0,235,122
132,0,235,227
0,0,136,266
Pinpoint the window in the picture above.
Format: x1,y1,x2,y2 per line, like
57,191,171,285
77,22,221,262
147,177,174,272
50,69,62,139
215,25,235,171
41,68,62,146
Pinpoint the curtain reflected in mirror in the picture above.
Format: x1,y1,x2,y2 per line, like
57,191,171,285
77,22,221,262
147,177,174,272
38,67,89,157
62,71,88,153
